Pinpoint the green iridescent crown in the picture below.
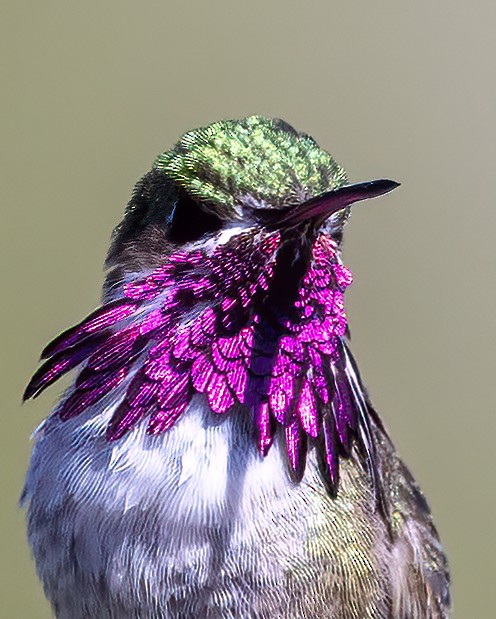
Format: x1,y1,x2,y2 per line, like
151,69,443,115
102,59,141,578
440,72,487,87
153,115,347,217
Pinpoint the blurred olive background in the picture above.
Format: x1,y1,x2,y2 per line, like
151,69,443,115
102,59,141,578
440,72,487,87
2,1,495,617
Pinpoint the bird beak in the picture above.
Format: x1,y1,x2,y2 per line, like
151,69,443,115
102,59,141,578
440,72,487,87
278,179,400,227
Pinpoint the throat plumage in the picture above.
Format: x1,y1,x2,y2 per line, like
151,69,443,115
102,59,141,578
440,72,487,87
24,230,377,495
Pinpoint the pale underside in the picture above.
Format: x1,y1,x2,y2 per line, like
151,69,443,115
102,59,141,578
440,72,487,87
23,392,449,619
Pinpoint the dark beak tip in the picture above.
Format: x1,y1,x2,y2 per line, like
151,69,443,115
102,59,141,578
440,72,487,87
384,179,400,189
367,179,401,196
386,179,401,191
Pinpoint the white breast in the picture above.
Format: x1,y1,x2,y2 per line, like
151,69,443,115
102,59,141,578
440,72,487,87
23,392,305,617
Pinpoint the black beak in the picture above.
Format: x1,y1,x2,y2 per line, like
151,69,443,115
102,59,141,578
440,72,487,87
276,179,400,227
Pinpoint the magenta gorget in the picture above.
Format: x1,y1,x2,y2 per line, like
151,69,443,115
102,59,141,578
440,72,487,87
25,230,375,492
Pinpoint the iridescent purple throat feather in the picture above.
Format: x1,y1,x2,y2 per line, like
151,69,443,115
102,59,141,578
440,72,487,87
25,231,375,492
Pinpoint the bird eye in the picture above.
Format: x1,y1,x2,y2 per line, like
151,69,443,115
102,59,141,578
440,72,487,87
167,192,223,244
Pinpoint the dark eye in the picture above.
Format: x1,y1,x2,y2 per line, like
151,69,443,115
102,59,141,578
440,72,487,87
168,191,223,244
105,170,223,295
108,170,223,257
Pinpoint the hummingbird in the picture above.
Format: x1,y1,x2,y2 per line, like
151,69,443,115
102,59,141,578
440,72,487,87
22,116,450,618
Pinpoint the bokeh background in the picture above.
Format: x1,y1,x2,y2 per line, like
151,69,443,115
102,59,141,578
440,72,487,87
2,2,495,617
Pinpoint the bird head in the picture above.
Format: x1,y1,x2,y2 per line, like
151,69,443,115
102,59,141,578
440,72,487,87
105,116,397,288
